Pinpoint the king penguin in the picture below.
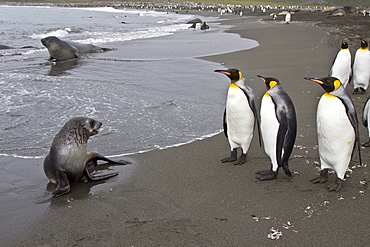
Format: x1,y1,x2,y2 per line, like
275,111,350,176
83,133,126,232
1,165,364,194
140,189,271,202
214,68,260,165
305,77,362,192
257,76,297,180
285,10,291,24
329,41,352,88
362,96,370,147
352,40,370,94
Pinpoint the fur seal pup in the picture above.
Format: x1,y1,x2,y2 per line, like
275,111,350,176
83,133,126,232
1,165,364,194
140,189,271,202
41,36,111,61
43,117,130,198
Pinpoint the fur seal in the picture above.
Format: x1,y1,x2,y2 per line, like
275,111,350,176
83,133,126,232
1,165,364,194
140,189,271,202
43,117,130,199
0,45,15,49
41,36,111,61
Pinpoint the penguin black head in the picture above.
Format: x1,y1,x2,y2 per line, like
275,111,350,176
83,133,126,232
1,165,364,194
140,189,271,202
214,68,242,83
304,76,341,93
341,41,349,49
257,75,280,90
360,40,369,49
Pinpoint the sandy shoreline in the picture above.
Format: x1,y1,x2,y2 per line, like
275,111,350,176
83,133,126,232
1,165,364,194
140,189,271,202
2,10,370,246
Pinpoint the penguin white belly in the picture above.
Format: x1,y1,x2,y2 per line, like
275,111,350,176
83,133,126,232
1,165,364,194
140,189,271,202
365,100,370,137
367,109,370,137
285,13,291,23
352,50,370,89
260,94,279,170
317,94,355,179
330,50,351,87
226,86,255,151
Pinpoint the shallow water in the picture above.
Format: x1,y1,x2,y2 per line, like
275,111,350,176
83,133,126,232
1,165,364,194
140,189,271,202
0,6,258,158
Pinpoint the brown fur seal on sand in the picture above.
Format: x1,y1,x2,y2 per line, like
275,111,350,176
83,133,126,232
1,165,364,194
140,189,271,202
41,36,111,61
43,117,130,199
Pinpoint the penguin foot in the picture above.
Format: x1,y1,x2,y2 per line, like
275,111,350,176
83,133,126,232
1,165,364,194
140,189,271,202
221,149,237,163
362,140,370,147
353,88,359,94
234,153,246,165
310,169,328,184
282,166,292,177
328,177,343,192
256,170,277,181
360,87,366,94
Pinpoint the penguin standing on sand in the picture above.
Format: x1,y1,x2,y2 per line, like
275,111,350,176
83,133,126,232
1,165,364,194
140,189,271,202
305,77,362,192
285,10,291,24
362,96,370,147
257,76,296,180
329,41,352,88
214,68,260,165
352,40,370,94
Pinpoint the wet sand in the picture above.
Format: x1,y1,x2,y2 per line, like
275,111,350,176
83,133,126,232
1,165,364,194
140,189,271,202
3,10,370,246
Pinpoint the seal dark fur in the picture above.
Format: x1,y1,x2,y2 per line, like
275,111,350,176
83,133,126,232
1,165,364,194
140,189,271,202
43,117,130,198
41,36,111,61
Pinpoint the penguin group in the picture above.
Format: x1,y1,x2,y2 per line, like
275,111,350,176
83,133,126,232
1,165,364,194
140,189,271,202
329,40,370,94
216,65,365,192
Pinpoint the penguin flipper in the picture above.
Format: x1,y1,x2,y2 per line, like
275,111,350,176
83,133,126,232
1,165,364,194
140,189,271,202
250,98,262,147
362,96,370,127
276,115,288,168
223,109,228,137
240,86,261,146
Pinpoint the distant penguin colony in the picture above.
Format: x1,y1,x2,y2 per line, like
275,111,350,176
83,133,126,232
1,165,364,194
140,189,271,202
329,41,352,88
215,69,260,165
352,40,370,94
305,77,361,192
257,76,297,180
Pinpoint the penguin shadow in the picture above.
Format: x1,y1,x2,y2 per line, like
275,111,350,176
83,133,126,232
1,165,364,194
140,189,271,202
45,58,84,76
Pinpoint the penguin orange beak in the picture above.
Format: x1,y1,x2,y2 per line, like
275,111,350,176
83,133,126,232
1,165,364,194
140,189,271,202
257,75,266,82
214,70,230,76
304,77,323,85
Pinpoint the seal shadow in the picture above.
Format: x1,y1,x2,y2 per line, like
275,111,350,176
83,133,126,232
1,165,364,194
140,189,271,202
36,160,133,204
46,58,84,76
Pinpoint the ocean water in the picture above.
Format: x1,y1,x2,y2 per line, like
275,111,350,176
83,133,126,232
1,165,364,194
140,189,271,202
0,6,259,159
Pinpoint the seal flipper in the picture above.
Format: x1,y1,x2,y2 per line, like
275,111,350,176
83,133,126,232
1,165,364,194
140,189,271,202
87,152,131,166
84,152,128,181
74,51,81,59
53,171,71,197
84,165,118,182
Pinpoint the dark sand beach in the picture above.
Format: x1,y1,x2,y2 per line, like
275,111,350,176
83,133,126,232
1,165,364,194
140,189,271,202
3,9,370,246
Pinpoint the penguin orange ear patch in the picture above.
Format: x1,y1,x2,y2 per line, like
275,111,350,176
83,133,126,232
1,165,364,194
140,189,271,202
334,80,341,90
